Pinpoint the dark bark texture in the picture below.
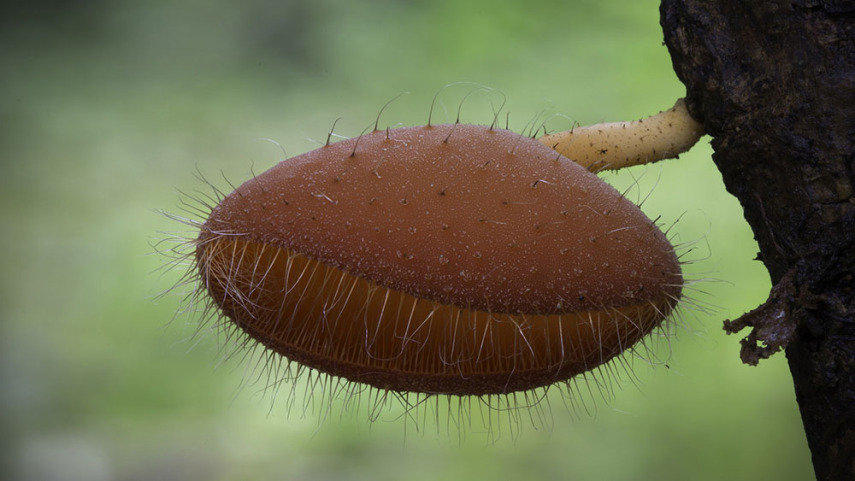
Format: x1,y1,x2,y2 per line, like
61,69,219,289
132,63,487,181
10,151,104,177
660,1,855,480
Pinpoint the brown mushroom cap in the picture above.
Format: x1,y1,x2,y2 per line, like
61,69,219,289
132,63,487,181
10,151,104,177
197,124,682,394
204,124,680,313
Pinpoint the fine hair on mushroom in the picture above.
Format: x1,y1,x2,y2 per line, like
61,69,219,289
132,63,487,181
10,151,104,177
158,88,707,438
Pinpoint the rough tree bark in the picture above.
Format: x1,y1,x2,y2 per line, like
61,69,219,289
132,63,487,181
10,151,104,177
659,1,855,479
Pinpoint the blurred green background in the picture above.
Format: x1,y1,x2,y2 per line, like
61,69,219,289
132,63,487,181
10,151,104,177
0,1,813,480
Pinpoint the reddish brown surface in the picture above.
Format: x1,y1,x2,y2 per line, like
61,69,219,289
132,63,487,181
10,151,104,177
201,238,675,395
196,124,682,395
203,124,680,315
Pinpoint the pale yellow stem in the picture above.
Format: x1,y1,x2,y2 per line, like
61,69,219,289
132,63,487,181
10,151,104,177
537,98,704,172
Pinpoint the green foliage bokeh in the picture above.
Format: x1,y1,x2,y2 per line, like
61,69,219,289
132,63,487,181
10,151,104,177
0,1,812,480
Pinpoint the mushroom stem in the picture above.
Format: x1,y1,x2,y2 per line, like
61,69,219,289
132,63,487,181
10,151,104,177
538,98,704,172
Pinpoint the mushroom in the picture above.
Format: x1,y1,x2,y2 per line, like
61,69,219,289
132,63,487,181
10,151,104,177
193,120,690,395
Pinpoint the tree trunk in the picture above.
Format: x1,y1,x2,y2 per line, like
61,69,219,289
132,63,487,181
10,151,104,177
659,1,855,480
